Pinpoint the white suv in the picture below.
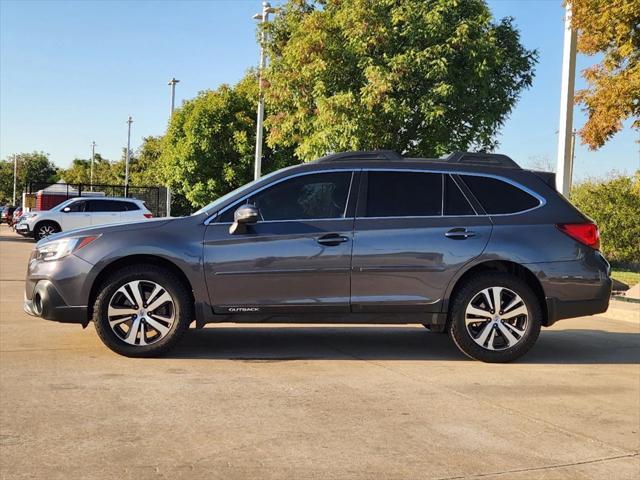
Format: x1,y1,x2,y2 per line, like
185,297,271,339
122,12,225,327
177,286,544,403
16,197,153,240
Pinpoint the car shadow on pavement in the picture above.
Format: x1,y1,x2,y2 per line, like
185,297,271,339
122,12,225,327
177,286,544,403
167,326,640,364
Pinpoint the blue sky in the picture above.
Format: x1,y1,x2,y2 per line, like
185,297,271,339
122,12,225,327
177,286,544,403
1,0,637,180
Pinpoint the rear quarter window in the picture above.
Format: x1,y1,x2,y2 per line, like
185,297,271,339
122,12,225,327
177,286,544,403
461,175,540,214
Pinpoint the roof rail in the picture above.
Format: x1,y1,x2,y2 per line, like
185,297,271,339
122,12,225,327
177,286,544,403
315,150,403,163
445,151,520,169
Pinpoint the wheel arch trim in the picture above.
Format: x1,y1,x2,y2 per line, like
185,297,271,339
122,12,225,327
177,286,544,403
443,259,549,326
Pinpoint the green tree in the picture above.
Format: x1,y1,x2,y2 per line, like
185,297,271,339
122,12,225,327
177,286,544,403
571,171,640,264
263,0,537,160
0,152,58,204
567,0,640,149
161,73,296,209
60,153,113,185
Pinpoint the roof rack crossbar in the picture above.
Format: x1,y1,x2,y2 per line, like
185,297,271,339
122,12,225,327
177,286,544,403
315,150,403,163
445,151,521,169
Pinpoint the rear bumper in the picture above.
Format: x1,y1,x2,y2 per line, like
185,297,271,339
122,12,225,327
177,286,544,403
23,280,88,325
526,251,612,326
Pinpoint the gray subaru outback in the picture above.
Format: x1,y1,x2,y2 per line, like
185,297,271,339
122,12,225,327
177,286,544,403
24,151,611,362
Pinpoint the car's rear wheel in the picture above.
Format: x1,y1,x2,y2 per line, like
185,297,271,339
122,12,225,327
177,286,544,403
449,272,541,363
93,264,192,357
34,221,60,241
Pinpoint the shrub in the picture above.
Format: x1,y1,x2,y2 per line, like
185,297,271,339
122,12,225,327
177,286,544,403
571,171,640,265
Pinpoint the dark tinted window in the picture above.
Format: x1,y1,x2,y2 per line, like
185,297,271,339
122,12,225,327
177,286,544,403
366,171,442,217
220,172,352,222
65,201,86,212
444,176,475,215
462,175,539,214
123,202,140,211
87,200,127,212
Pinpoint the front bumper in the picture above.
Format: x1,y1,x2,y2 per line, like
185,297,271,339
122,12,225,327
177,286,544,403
15,222,33,237
23,280,88,324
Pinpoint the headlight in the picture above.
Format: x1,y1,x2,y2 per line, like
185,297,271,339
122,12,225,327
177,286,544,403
36,235,99,262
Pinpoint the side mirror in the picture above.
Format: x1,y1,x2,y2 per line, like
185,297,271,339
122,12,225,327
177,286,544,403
229,204,259,234
62,207,71,213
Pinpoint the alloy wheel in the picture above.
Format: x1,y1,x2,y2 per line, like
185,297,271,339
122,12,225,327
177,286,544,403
107,280,175,346
38,225,57,238
464,286,529,351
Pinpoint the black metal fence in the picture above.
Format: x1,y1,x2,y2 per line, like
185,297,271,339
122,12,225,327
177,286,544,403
26,182,168,217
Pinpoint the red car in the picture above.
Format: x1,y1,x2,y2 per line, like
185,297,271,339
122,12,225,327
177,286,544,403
1,206,17,224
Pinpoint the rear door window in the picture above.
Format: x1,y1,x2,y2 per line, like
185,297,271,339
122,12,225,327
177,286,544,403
87,200,127,212
365,171,442,217
444,176,475,216
461,175,540,214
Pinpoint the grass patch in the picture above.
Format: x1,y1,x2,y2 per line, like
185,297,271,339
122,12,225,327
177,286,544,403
611,269,640,288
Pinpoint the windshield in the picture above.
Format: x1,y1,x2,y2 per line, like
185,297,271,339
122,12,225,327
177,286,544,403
191,169,283,216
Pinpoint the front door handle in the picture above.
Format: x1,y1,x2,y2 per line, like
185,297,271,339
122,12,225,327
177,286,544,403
317,233,350,246
445,228,476,240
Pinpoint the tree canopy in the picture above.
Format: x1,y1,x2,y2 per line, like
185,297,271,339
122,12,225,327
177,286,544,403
0,152,58,204
263,0,537,160
568,0,640,149
161,73,296,209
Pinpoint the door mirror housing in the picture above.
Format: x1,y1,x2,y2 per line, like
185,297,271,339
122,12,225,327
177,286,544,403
229,204,259,234
62,207,71,213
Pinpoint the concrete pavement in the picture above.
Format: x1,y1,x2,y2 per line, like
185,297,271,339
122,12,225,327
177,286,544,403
1,225,638,479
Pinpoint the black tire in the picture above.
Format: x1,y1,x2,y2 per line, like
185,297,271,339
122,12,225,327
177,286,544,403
34,221,61,241
449,272,542,363
93,264,192,357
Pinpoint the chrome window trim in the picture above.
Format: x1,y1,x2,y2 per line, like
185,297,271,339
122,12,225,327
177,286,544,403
205,169,356,225
204,166,546,225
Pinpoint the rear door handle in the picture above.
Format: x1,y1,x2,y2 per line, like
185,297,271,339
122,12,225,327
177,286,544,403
317,233,350,246
445,228,476,240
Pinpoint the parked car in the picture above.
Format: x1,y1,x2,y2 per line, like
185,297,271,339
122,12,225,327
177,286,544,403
23,151,611,362
1,206,17,224
16,197,153,240
10,207,23,229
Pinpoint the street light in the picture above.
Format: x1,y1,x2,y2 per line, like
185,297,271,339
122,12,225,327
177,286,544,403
167,77,180,217
12,154,17,206
125,116,133,196
556,2,577,196
168,77,180,118
90,141,97,191
252,1,278,180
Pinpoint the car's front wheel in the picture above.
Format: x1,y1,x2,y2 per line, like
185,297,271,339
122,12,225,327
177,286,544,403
449,272,542,363
93,264,192,357
34,221,60,241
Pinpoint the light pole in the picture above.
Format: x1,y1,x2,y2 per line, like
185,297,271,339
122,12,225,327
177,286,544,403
12,154,17,206
168,77,180,117
556,2,577,196
90,141,97,191
252,1,277,180
167,78,180,217
125,116,133,196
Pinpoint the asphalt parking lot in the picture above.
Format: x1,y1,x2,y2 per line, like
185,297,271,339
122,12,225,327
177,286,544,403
0,225,638,479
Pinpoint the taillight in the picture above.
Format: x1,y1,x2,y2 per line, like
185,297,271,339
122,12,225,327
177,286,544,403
556,223,600,250
143,213,153,218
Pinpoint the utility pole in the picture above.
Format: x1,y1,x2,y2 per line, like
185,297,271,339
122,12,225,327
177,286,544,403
125,116,133,197
556,2,577,196
166,78,180,217
168,77,180,117
252,1,277,180
90,141,97,191
12,154,17,206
